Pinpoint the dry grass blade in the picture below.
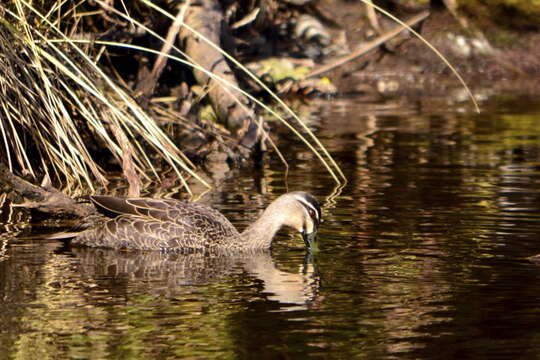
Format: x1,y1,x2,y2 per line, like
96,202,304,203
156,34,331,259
0,0,211,195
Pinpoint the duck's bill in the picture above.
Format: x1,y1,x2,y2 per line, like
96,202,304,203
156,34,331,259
302,231,318,252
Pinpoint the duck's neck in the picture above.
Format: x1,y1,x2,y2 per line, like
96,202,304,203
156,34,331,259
231,200,286,250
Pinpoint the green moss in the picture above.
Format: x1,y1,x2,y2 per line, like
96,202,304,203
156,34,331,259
248,58,311,82
457,0,540,28
485,28,519,48
199,104,218,123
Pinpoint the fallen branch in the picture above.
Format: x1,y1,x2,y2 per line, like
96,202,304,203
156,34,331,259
307,10,430,79
0,163,92,218
180,0,258,148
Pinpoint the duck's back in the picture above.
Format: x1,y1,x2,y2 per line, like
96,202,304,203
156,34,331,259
73,196,240,251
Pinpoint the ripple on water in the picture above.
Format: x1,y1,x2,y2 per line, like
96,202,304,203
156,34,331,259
3,96,540,358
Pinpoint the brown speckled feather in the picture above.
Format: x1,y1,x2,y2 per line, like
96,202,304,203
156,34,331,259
73,196,239,251
72,192,320,252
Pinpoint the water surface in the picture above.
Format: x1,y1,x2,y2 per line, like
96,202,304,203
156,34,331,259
2,95,540,359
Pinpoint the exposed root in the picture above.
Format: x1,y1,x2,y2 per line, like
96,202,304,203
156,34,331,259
0,163,92,218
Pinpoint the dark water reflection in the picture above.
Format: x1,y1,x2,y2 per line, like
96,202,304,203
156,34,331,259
3,95,540,358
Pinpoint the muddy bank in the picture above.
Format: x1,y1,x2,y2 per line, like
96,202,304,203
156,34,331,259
315,1,540,103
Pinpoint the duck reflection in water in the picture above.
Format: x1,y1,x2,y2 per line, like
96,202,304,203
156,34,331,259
71,247,321,309
58,191,323,308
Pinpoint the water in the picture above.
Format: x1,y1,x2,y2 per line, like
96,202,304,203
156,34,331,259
3,95,540,359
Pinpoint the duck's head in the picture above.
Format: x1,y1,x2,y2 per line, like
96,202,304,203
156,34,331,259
279,192,321,250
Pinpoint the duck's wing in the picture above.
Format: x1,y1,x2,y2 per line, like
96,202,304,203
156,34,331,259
91,196,237,233
91,196,179,220
81,196,239,251
73,215,205,251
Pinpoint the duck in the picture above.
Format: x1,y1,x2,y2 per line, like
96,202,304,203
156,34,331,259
71,191,321,252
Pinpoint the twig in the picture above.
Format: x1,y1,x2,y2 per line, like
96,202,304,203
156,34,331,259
306,11,430,79
110,122,141,197
0,163,92,217
365,0,381,34
136,1,191,102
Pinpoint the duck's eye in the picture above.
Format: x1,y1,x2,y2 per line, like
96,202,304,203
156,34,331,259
308,208,315,218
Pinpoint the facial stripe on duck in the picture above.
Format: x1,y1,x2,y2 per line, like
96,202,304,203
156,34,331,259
293,192,321,226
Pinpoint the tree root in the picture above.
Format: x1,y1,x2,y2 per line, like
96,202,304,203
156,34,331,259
0,163,92,218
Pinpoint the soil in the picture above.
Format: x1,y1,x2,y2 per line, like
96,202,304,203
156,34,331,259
315,3,540,103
